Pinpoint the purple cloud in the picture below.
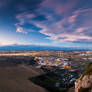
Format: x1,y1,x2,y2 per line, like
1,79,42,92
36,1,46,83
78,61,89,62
15,0,92,43
40,0,77,15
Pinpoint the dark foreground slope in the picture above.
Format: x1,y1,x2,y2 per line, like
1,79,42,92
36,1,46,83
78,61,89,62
0,62,48,92
0,55,87,92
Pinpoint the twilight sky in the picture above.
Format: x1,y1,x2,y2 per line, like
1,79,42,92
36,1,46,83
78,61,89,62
0,0,92,48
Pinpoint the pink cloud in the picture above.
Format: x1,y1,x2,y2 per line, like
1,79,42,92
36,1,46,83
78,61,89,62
16,27,27,34
16,12,35,25
15,12,36,33
59,34,92,42
68,15,78,23
74,8,92,15
25,14,35,18
43,32,92,42
75,27,88,33
38,8,92,43
15,1,92,44
40,0,77,15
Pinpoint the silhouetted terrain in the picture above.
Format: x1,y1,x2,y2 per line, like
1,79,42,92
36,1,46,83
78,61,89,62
0,56,48,92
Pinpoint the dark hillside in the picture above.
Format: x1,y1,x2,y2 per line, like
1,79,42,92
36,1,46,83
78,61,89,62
0,56,48,92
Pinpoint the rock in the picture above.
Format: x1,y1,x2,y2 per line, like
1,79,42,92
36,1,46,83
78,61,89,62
75,63,92,92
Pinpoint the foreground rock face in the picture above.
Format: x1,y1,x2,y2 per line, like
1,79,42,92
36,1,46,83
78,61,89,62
75,63,92,92
75,75,92,92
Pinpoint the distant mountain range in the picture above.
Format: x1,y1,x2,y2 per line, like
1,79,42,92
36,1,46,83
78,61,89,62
0,45,92,51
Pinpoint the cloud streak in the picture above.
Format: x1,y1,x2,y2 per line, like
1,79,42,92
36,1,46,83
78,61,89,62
15,0,92,44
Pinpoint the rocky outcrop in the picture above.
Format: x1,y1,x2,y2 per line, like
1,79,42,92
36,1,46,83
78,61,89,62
75,63,92,92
